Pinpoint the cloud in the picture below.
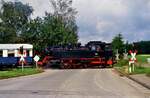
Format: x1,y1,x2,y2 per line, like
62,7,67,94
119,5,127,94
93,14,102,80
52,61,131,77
73,0,150,44
19,0,53,18
2,0,150,44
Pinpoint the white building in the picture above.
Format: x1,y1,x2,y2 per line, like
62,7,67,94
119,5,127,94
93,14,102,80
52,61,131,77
0,44,33,57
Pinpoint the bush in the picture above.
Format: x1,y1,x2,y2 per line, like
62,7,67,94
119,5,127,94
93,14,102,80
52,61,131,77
114,59,128,67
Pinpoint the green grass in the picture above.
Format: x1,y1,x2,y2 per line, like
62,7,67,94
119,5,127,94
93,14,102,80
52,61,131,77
114,54,150,76
146,72,150,77
114,59,128,67
136,55,150,63
133,66,150,74
0,68,43,79
128,54,150,63
116,66,150,75
114,54,150,67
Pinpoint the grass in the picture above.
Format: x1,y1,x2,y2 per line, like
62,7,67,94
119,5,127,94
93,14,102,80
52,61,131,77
133,66,150,74
114,59,128,67
115,65,150,76
128,54,150,63
0,68,43,79
136,55,150,63
147,72,150,77
114,54,150,67
114,54,150,76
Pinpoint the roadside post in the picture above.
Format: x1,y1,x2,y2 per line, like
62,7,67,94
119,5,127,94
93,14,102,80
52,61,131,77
33,55,40,69
115,49,120,61
123,49,128,60
20,55,25,71
128,50,137,73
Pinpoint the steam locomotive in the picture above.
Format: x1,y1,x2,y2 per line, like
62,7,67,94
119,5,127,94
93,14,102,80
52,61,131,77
38,41,115,69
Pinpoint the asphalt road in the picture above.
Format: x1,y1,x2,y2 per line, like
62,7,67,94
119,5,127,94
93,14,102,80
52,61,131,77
0,69,149,98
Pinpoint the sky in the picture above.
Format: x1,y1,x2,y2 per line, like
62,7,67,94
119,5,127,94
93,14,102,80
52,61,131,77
1,0,150,44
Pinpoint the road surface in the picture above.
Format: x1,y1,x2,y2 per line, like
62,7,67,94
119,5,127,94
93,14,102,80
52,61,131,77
0,69,149,98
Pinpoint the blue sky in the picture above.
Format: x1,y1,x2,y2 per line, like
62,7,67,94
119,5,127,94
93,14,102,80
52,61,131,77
2,0,150,44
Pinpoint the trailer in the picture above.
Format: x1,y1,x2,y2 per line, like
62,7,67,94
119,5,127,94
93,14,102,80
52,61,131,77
0,44,33,68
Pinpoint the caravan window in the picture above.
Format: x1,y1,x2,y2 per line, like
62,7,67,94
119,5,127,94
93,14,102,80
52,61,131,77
8,50,14,57
26,50,29,57
0,50,2,57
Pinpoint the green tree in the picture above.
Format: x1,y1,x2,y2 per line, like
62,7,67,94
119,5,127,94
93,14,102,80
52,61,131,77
124,41,133,52
22,0,78,50
0,0,78,51
43,13,65,46
0,1,33,43
21,17,44,50
134,41,150,54
112,33,124,54
49,0,78,44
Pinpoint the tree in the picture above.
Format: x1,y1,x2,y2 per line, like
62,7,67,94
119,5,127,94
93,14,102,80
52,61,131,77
134,41,150,54
21,17,44,50
0,1,33,43
21,0,78,50
124,41,133,52
112,33,124,54
43,13,65,46
49,0,78,44
0,0,78,51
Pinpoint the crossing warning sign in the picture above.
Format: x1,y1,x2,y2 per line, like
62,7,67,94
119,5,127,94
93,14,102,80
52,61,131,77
129,50,137,62
128,50,137,73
